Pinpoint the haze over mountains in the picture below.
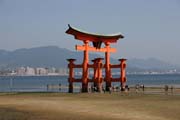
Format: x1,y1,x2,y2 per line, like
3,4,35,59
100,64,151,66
0,46,179,72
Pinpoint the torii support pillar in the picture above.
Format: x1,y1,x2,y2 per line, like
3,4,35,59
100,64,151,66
119,59,127,91
92,58,104,92
67,59,76,93
92,59,98,89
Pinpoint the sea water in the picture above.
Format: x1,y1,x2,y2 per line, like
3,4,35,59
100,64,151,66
0,74,180,92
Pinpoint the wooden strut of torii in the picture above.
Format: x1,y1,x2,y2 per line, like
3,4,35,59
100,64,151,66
66,24,127,93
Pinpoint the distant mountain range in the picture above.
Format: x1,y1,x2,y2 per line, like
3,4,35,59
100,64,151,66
0,46,179,72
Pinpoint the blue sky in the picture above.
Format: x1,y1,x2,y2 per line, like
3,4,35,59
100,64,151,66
0,0,180,65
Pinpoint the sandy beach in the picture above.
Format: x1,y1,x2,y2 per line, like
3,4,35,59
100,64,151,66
0,90,180,120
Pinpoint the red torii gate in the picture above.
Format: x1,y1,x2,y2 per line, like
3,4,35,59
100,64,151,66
66,24,127,93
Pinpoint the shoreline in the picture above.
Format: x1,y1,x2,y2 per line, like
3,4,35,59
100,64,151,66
1,86,180,96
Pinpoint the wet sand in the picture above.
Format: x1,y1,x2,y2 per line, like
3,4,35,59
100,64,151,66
0,91,180,120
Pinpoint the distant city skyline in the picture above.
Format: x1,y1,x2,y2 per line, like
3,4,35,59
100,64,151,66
0,0,180,65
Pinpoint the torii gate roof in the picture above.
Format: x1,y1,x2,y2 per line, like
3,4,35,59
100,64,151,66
66,24,124,43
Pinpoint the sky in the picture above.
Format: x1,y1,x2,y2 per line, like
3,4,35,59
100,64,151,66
0,0,180,65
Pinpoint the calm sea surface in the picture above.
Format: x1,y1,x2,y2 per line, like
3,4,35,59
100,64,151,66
0,74,180,92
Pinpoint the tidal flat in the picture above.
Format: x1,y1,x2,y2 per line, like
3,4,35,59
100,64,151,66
0,92,180,120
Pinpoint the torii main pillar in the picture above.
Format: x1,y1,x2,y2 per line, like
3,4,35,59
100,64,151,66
105,42,111,91
82,40,89,92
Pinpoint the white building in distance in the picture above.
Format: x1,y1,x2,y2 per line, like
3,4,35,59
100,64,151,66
16,67,26,76
25,67,35,76
35,68,48,75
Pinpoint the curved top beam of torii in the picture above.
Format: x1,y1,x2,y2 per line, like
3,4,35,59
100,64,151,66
65,24,124,45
